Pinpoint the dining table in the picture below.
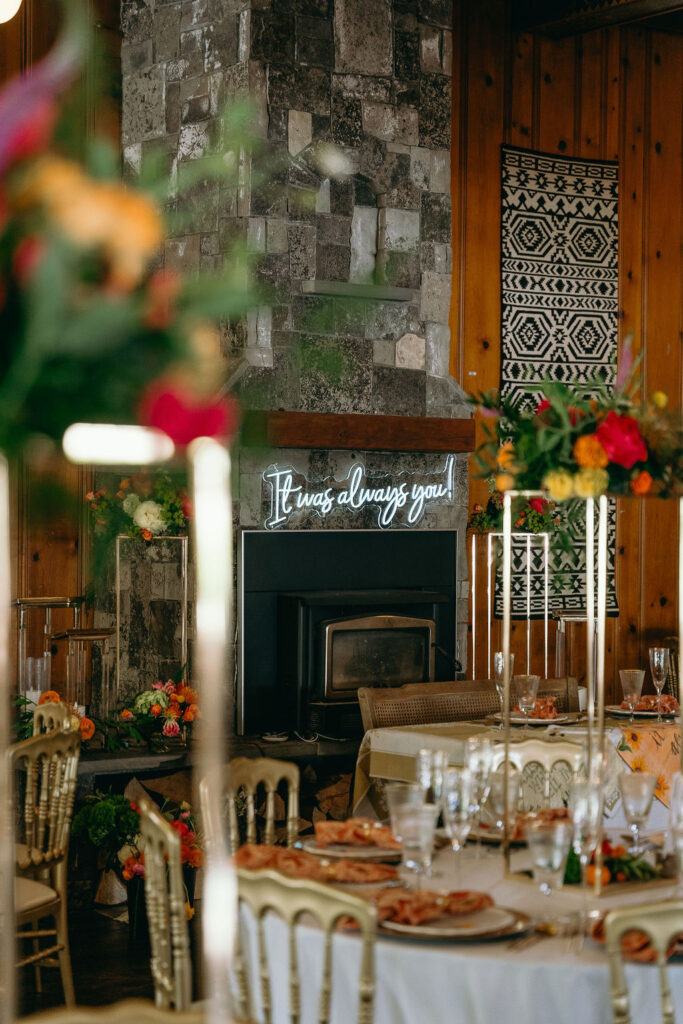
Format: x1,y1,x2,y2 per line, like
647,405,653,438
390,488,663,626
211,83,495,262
238,839,683,1024
351,714,679,833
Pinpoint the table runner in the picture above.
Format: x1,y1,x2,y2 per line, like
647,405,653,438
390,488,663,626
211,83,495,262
615,721,680,807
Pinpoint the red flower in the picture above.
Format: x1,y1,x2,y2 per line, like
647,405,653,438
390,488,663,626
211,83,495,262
138,383,241,447
536,398,551,414
171,820,190,838
3,99,57,170
529,498,548,514
13,236,45,283
181,496,193,520
141,529,153,542
595,411,648,469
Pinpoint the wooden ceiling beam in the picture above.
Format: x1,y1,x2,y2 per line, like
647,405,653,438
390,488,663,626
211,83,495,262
514,0,683,37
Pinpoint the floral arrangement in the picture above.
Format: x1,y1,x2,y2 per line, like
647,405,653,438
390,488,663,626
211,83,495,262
0,7,253,461
118,679,200,747
565,838,659,886
12,691,94,743
468,487,561,535
72,791,141,873
120,799,203,882
470,343,683,502
87,471,190,545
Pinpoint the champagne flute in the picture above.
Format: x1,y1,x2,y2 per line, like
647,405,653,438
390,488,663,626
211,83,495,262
649,647,671,722
493,650,515,726
619,771,656,855
619,669,645,724
514,674,540,725
465,736,494,858
568,778,603,946
441,767,475,887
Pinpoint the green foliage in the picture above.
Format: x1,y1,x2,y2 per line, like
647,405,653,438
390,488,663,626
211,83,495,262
72,791,140,871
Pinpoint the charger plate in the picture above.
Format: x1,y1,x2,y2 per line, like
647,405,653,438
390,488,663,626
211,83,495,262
379,906,532,942
300,837,401,862
493,713,571,726
605,705,678,719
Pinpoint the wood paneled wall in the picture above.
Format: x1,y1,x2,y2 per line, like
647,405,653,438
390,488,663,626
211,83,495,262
450,1,683,697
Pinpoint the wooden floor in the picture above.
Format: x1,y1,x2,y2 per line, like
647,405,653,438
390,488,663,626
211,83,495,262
17,907,202,1016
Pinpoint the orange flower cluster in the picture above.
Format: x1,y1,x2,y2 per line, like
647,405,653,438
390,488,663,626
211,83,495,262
171,818,203,869
36,691,95,741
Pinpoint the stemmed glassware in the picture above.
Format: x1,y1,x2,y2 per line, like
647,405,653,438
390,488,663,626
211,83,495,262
493,650,515,725
526,820,573,903
416,748,448,803
568,778,603,945
619,771,656,854
441,767,475,886
486,768,520,834
649,647,671,722
393,802,439,890
619,669,645,724
384,782,424,839
514,674,540,724
464,736,494,857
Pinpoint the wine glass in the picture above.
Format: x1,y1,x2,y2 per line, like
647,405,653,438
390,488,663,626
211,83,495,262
384,782,424,840
568,778,603,942
393,802,439,889
441,767,475,886
526,820,573,904
649,647,671,722
493,651,515,726
486,767,520,835
619,669,645,724
514,674,540,724
619,771,656,854
465,736,494,857
416,748,449,803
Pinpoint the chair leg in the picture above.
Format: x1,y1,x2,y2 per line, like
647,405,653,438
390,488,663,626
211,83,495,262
31,922,42,993
55,903,75,1006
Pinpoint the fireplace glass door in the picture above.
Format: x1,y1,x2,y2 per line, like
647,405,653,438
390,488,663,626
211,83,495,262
323,615,435,697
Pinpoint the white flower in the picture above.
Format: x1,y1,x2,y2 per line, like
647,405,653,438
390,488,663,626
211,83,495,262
122,493,140,517
133,500,166,535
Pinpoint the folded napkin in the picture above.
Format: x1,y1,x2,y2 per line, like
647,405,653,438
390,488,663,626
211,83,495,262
234,843,398,885
341,887,495,929
314,818,401,850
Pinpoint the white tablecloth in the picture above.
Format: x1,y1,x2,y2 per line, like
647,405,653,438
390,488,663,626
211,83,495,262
238,845,683,1024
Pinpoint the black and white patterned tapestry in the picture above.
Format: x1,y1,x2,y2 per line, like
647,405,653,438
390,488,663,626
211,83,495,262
497,145,619,617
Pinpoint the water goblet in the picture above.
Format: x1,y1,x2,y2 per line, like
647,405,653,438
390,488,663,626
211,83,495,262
384,782,423,841
649,647,671,722
486,768,520,835
393,802,439,890
493,650,515,725
514,674,540,724
465,736,494,857
568,778,603,941
441,767,475,886
619,669,645,724
526,820,573,903
619,771,656,855
416,748,448,803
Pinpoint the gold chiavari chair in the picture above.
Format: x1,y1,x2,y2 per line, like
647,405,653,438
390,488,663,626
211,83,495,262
32,701,73,735
226,757,301,849
604,900,683,1024
235,867,376,1024
21,1000,206,1024
12,728,81,1005
138,798,193,1011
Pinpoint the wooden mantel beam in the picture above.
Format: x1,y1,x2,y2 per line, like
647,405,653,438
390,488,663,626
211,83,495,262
241,410,475,454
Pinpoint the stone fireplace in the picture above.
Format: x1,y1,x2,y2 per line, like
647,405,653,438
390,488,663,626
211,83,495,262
120,0,472,737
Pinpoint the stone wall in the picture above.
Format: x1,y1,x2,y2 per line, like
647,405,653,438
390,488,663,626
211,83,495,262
120,0,464,420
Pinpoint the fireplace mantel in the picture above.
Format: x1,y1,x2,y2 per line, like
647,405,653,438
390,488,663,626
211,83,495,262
242,411,476,454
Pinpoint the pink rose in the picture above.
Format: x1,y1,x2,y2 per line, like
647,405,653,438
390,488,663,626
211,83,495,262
151,681,163,690
163,680,176,694
162,719,180,738
595,411,648,469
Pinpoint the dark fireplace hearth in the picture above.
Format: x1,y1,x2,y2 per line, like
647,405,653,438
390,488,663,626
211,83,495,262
238,530,459,736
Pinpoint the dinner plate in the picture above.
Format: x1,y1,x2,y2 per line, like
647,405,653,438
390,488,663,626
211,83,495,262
300,837,401,862
605,705,679,719
493,713,571,726
380,906,531,942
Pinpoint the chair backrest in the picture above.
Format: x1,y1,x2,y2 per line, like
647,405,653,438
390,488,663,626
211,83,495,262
138,799,192,1012
604,899,683,1024
227,757,300,848
357,677,579,731
12,729,81,878
236,867,375,1024
21,1000,206,1024
491,738,585,810
32,701,73,735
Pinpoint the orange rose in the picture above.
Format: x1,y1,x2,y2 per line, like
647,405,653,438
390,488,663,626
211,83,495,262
150,703,162,717
183,704,200,723
121,708,134,721
573,433,608,469
630,470,653,495
38,690,61,705
495,473,515,492
141,529,153,542
164,704,182,719
78,717,95,741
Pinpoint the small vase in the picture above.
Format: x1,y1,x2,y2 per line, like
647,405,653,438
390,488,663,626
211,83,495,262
95,867,127,906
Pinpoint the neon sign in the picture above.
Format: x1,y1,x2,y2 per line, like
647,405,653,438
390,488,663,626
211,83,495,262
262,455,455,530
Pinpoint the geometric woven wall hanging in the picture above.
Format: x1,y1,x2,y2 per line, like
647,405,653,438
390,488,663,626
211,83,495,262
498,145,619,616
